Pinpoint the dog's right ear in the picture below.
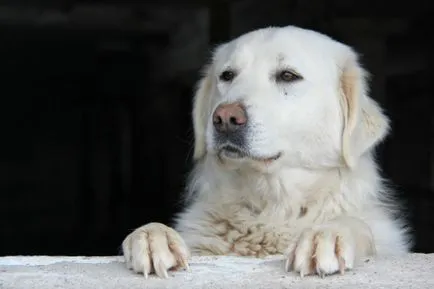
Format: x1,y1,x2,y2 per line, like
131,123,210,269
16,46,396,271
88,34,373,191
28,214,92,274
339,49,390,169
192,64,215,161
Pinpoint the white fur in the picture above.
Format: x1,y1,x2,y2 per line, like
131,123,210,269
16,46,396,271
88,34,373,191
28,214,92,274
122,25,410,279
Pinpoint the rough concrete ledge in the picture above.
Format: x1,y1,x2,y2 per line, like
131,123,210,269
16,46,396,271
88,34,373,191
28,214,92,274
1,254,433,289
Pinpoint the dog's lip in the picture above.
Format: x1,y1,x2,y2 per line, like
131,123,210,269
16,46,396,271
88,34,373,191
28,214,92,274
218,145,282,162
219,145,247,157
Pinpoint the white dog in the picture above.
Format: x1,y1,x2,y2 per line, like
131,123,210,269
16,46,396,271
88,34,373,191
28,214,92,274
122,25,410,279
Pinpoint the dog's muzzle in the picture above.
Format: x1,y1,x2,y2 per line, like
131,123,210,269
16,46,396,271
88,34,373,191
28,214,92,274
212,102,282,164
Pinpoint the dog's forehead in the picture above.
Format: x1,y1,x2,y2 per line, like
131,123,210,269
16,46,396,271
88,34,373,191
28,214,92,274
215,27,340,70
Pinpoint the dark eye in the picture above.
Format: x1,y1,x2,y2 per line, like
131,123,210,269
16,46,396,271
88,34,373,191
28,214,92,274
219,70,236,82
276,70,301,82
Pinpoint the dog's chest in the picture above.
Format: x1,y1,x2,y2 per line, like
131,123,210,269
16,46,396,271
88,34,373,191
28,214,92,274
203,203,305,257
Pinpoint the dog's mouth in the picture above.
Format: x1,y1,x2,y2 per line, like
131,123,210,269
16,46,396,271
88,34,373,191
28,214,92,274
217,145,282,163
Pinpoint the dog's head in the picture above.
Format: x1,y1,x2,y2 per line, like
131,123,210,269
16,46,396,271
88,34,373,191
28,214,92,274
192,26,389,171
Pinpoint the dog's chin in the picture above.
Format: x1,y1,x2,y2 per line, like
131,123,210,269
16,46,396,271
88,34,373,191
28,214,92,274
216,145,282,167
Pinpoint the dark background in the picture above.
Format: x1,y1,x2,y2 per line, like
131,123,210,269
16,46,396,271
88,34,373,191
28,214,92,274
0,0,432,256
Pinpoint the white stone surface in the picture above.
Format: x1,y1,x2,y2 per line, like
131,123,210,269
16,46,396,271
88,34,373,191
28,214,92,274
1,254,433,289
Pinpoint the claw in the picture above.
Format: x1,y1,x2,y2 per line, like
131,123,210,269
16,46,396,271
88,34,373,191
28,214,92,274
176,255,190,272
143,263,149,279
184,261,191,272
154,260,170,279
162,270,169,279
284,258,291,272
338,256,346,275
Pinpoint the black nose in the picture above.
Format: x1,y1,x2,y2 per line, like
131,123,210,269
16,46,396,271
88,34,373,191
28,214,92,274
212,102,247,133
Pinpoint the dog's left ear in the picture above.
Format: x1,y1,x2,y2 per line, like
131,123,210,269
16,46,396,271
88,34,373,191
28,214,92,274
192,64,214,161
340,49,390,169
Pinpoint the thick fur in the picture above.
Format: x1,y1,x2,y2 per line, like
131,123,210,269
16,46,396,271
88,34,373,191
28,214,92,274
122,25,410,279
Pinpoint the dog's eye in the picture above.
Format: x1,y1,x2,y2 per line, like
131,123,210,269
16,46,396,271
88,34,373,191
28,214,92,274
219,70,236,82
276,70,301,82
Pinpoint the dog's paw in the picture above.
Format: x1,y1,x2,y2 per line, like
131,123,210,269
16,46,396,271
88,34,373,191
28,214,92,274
122,222,190,278
285,225,355,277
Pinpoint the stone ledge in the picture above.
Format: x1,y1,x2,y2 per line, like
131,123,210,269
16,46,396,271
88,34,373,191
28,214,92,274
1,254,433,289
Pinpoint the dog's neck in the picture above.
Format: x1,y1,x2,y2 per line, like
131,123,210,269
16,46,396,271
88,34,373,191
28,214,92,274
191,153,381,216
